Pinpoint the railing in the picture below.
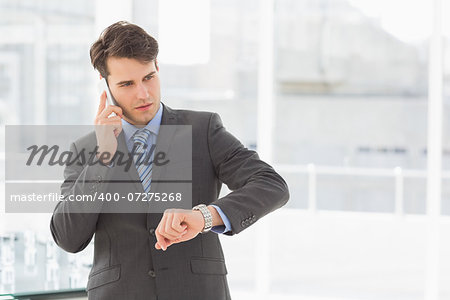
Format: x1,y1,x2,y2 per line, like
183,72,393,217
230,163,450,300
274,163,450,216
2,158,449,300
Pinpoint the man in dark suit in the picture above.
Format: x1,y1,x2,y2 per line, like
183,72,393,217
50,21,289,300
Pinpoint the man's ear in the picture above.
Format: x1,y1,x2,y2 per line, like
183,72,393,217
99,74,103,80
155,59,159,72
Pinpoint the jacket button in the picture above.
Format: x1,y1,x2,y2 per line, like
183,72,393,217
148,270,156,277
149,228,156,236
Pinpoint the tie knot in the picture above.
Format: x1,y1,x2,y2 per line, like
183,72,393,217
133,128,151,146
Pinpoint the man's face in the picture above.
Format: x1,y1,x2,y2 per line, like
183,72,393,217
106,57,161,127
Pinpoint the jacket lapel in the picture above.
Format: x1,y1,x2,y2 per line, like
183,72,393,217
150,104,178,194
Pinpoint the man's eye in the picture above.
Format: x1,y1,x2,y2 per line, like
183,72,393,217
121,82,132,87
145,75,153,81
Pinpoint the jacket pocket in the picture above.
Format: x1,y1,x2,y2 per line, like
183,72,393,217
190,257,227,275
87,264,121,291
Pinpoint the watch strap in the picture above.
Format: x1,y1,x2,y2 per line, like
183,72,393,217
192,204,213,233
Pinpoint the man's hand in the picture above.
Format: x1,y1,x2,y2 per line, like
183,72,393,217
94,91,123,164
155,206,224,251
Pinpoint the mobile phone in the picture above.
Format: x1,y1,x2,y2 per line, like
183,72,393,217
97,78,118,106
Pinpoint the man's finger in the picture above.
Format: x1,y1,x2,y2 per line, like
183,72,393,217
171,213,187,234
164,213,185,238
155,239,176,251
96,91,107,116
106,115,122,122
164,213,176,237
155,229,168,251
156,214,178,250
99,105,123,119
98,118,122,126
158,211,183,239
97,115,122,124
155,214,168,250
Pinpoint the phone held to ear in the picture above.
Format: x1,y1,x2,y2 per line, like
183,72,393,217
98,78,118,106
97,78,118,117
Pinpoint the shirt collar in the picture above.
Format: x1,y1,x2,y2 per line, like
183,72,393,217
121,102,163,143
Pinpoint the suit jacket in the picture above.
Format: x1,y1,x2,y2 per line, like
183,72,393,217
50,104,289,300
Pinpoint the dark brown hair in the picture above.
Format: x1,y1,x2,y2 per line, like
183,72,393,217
90,21,159,78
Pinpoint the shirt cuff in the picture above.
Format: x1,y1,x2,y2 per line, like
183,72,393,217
210,205,232,234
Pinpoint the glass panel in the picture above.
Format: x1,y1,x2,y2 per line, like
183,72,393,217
280,172,309,209
136,0,260,147
443,0,450,216
0,0,95,295
271,0,433,299
317,175,395,212
403,177,426,214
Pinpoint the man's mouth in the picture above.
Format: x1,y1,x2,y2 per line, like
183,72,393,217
135,103,152,111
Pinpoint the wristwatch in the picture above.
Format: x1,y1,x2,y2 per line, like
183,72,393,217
192,204,213,233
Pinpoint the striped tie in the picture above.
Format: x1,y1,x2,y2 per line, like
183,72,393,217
132,128,152,193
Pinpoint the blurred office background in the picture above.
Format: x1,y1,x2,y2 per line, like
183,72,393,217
1,0,450,299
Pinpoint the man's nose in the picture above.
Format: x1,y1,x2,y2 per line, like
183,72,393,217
136,83,149,99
